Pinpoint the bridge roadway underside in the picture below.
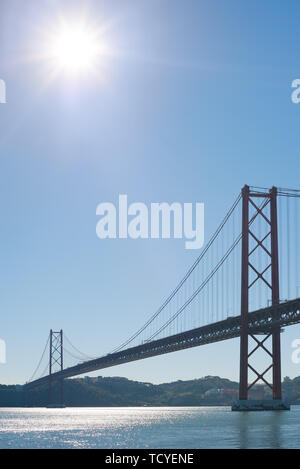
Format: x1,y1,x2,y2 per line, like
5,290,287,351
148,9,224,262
24,298,300,390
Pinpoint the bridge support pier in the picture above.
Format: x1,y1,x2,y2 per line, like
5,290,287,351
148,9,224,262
232,185,290,411
232,399,290,411
47,329,65,408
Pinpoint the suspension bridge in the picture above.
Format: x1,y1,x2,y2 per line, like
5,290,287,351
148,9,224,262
24,185,300,410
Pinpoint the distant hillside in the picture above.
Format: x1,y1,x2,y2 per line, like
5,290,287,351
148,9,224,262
1,375,300,407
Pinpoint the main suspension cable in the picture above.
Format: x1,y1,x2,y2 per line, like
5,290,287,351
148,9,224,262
110,192,242,353
29,334,50,382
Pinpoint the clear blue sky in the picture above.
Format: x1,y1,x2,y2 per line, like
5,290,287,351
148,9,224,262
1,0,300,385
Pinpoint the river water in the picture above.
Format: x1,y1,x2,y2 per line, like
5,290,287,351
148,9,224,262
0,406,299,449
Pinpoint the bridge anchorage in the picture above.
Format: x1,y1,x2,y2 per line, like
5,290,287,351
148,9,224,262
25,185,300,411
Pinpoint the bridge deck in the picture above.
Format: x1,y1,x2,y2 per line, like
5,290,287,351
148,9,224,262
24,298,300,390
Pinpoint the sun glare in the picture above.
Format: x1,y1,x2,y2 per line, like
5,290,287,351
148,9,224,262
51,26,99,72
44,19,109,77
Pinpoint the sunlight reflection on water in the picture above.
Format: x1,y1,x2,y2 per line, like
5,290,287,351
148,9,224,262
0,406,299,449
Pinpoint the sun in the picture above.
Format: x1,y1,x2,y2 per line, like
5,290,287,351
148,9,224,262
26,13,114,86
42,18,109,77
50,24,100,73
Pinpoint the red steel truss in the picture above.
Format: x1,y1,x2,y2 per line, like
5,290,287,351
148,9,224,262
239,185,281,400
